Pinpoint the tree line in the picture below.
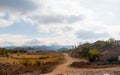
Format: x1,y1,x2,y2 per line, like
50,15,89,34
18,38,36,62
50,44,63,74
0,48,27,57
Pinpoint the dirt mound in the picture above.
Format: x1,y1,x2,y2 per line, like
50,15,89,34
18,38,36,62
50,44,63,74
70,62,120,69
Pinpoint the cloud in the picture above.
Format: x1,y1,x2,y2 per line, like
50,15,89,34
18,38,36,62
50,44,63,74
0,34,29,46
67,15,84,23
0,18,13,27
0,0,38,28
38,24,73,33
25,39,43,46
79,0,120,25
76,30,109,40
0,40,14,47
30,15,83,24
61,26,73,31
44,32,78,46
32,15,64,24
0,0,38,13
0,0,120,46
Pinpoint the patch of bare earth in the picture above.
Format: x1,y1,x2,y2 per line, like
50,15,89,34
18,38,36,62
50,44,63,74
44,53,120,75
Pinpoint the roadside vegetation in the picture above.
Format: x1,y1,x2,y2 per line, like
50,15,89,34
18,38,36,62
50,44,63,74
70,38,120,68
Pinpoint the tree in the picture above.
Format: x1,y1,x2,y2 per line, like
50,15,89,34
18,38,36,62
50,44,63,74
88,49,99,62
109,38,115,43
0,48,10,57
0,48,6,55
108,38,116,46
79,42,92,59
94,40,106,48
80,46,90,59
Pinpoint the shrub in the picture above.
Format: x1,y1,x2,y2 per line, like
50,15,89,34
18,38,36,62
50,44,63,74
108,57,118,62
13,61,16,64
39,56,49,59
6,52,10,57
35,61,41,66
17,52,20,56
88,50,99,62
21,59,32,66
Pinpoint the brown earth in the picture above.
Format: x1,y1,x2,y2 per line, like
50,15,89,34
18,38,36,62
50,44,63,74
44,53,120,75
8,53,120,75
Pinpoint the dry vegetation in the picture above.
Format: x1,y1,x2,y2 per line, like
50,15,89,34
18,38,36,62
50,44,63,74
0,52,64,75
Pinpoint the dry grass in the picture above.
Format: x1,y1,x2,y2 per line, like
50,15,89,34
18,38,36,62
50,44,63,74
0,52,64,65
0,57,19,64
0,52,64,75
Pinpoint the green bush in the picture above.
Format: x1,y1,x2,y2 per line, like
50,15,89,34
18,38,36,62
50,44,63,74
88,50,99,62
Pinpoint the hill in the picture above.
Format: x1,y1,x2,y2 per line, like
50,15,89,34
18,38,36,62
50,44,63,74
4,45,73,51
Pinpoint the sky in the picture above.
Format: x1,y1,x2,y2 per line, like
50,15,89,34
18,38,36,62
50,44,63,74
0,0,120,46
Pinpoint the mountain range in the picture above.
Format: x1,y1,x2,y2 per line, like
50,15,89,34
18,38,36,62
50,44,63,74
4,45,74,51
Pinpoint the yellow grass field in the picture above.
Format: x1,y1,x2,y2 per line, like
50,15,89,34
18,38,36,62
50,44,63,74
0,52,64,65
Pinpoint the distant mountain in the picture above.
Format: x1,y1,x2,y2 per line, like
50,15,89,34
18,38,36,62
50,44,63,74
4,45,73,51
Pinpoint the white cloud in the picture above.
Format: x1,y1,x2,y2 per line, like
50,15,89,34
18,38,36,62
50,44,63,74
76,30,109,39
24,39,44,46
0,34,29,46
0,0,120,46
0,19,13,27
43,31,78,46
0,0,38,28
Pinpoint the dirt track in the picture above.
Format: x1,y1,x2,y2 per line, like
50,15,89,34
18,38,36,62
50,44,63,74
44,53,120,75
46,53,81,75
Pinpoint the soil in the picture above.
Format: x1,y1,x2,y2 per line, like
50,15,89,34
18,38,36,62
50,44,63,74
2,53,120,75
44,53,120,75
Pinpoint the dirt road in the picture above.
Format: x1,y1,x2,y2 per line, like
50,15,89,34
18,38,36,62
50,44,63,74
45,53,83,75
44,53,120,75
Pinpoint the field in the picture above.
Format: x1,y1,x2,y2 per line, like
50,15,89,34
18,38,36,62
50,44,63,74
0,52,64,75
